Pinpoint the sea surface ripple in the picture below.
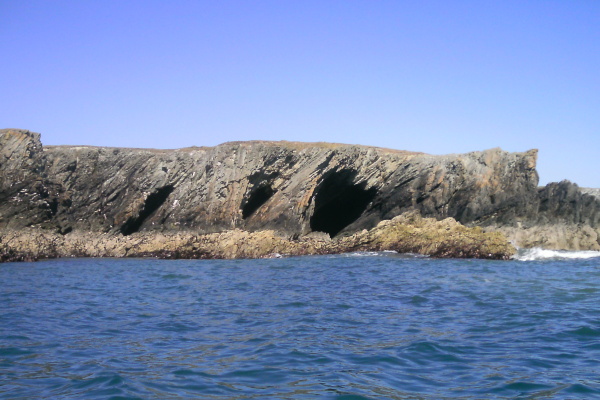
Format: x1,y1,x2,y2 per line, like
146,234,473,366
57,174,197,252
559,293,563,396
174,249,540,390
2,253,600,399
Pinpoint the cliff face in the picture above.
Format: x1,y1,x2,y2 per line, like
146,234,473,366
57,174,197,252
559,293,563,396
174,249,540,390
1,129,598,250
0,130,57,229
492,180,600,250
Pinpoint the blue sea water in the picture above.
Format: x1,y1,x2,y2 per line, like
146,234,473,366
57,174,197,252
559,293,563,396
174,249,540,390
2,250,600,399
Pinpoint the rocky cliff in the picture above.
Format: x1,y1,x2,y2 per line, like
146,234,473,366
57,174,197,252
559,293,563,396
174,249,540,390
1,128,599,253
491,181,600,250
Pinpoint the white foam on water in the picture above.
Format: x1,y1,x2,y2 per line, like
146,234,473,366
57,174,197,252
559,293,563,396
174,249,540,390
514,247,600,261
344,251,385,257
343,251,429,258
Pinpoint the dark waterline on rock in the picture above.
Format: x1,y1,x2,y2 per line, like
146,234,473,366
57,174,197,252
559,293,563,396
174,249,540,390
2,255,600,399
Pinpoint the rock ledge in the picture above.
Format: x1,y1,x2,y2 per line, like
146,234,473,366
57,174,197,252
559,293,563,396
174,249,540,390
0,212,515,262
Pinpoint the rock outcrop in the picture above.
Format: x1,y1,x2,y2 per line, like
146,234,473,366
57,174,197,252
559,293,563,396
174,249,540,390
1,128,599,259
0,212,515,262
489,180,600,250
581,188,600,199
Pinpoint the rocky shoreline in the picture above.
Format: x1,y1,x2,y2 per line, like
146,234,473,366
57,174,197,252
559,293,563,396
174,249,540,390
1,128,598,262
0,212,515,262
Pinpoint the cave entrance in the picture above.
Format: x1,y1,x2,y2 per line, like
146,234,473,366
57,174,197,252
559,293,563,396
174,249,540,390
121,185,174,236
309,170,377,237
242,185,275,219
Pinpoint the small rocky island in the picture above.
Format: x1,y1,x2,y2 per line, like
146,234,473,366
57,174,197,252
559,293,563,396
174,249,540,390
1,129,599,262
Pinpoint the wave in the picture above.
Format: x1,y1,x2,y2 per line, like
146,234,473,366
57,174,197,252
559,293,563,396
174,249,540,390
343,251,429,258
514,247,600,261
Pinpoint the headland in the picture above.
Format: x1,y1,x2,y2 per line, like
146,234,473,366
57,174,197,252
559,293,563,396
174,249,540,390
1,129,599,261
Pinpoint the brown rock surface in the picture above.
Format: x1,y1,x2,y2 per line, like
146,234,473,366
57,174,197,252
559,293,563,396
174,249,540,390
0,212,516,262
1,128,598,258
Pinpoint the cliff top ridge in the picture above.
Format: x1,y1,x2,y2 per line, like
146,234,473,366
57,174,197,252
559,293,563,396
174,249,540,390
2,128,538,161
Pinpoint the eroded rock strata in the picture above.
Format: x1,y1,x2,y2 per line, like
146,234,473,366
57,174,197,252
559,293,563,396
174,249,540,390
1,128,599,260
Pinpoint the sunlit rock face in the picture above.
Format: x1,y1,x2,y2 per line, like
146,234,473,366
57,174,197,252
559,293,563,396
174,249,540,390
0,212,517,262
0,128,598,250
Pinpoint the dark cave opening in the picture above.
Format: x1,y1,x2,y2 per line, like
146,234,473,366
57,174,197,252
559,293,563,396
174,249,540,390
309,170,377,237
242,185,275,219
120,185,175,236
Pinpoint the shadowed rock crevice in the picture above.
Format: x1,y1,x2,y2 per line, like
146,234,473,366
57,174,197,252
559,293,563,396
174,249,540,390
120,185,175,236
242,185,275,219
310,170,378,237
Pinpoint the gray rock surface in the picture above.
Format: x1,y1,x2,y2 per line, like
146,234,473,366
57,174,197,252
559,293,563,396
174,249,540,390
489,180,600,250
582,188,600,199
1,128,599,250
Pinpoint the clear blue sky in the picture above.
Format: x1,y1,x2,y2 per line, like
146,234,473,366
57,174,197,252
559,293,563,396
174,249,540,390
1,1,599,187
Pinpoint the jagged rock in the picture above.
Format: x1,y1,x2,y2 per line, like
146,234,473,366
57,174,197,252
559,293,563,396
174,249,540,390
336,212,514,259
484,180,600,250
582,188,600,199
0,128,599,258
0,212,516,261
0,129,540,235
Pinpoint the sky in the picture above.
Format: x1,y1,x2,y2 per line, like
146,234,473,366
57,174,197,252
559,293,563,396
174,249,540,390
1,1,599,187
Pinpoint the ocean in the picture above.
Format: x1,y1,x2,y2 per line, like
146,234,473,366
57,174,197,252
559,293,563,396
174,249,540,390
2,250,600,399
